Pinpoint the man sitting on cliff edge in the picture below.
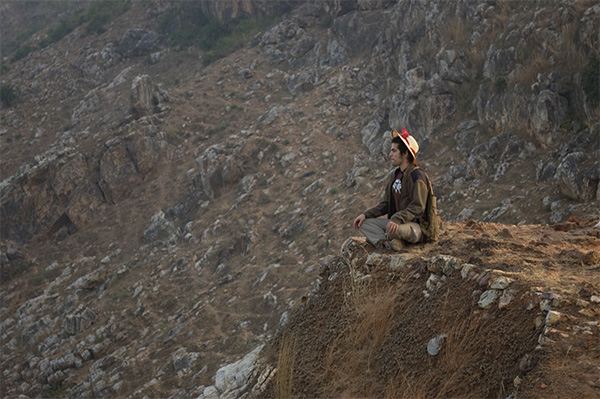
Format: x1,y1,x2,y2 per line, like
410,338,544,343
353,127,439,251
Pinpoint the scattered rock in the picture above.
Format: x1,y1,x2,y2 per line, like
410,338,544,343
490,275,512,290
427,334,447,356
389,254,413,272
545,310,562,326
427,255,459,276
498,289,516,310
366,253,388,267
130,75,169,119
214,345,264,396
119,29,159,57
63,305,97,335
519,353,539,375
478,290,499,308
143,211,176,244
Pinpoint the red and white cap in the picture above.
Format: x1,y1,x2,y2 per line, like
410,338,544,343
392,127,419,159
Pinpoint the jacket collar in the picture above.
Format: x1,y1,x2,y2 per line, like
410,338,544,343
397,163,416,175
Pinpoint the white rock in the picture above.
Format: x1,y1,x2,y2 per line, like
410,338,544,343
490,276,511,290
498,289,515,309
460,263,477,279
546,310,562,326
215,345,263,394
426,274,442,291
427,334,447,356
200,385,220,399
478,290,499,308
389,254,412,271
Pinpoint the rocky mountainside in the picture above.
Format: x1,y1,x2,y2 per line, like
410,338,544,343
0,1,598,398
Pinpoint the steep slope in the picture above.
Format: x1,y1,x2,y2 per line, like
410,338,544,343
0,1,599,398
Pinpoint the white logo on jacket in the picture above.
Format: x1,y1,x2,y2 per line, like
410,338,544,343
393,179,402,194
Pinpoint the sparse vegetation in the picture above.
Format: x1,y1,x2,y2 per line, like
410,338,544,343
582,54,599,107
276,334,297,399
10,44,37,63
2,10,55,60
556,24,586,74
159,2,280,65
439,16,470,45
6,0,128,63
0,84,17,107
319,15,333,28
84,0,130,35
509,52,550,88
34,265,61,285
493,75,507,92
454,79,481,114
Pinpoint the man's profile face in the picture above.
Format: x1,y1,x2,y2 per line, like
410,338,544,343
389,142,403,167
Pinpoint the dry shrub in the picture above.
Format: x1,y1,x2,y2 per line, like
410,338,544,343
509,52,550,87
439,16,469,46
572,0,598,17
384,373,428,399
435,299,488,398
466,46,487,71
411,34,435,62
276,334,297,399
323,275,404,396
555,23,586,73
353,285,399,361
378,290,489,399
490,0,514,30
320,267,540,399
344,264,372,309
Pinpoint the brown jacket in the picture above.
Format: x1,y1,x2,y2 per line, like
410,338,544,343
363,163,429,226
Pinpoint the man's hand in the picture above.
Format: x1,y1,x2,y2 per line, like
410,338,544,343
353,214,366,230
386,221,399,236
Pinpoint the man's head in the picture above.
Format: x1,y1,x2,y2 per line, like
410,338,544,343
391,127,419,167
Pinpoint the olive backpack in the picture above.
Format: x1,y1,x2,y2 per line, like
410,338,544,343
419,169,441,242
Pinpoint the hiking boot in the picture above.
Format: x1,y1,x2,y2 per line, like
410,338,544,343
374,239,389,250
389,239,404,251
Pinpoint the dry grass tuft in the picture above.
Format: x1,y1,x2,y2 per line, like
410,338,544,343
439,16,470,46
509,52,550,87
276,334,298,399
572,0,598,17
435,298,488,398
555,23,586,73
353,285,399,361
384,373,428,399
323,275,407,396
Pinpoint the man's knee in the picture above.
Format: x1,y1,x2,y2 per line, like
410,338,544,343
396,223,422,243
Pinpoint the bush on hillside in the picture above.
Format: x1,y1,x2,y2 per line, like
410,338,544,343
582,55,599,107
84,0,129,35
0,84,17,107
10,44,37,63
8,0,128,63
159,3,279,65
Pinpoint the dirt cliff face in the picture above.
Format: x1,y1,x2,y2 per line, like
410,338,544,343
0,1,598,398
257,220,600,399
